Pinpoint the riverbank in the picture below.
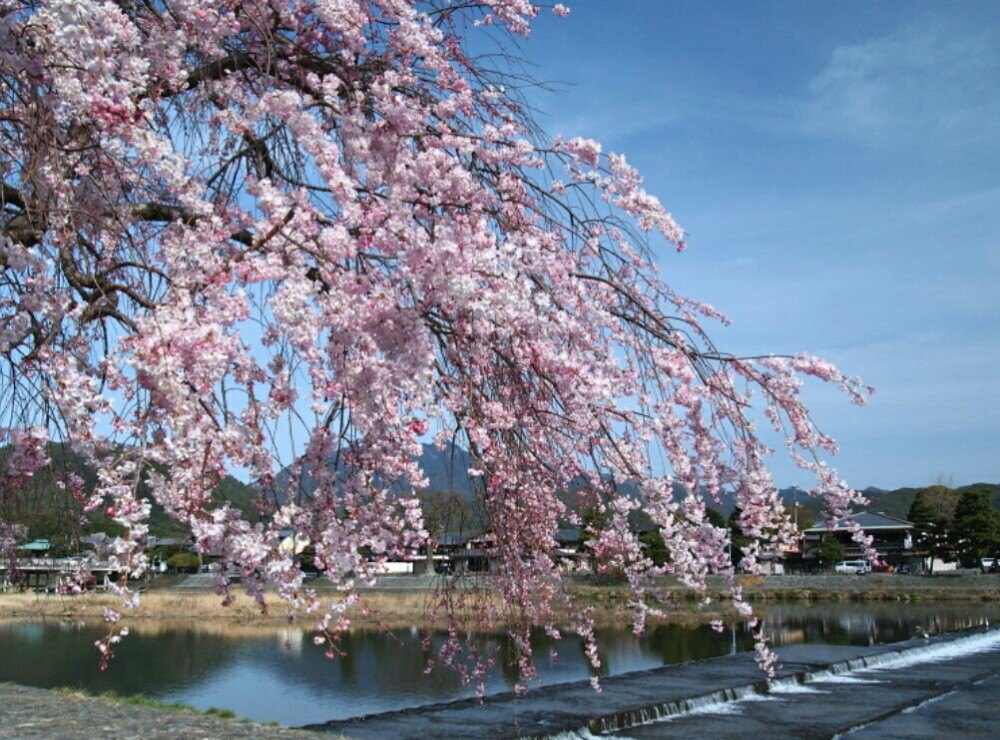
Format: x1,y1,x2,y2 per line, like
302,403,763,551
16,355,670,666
4,620,998,738
737,572,1000,601
4,601,998,730
0,683,312,739
0,588,737,630
1,574,997,630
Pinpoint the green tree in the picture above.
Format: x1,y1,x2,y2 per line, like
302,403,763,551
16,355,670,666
727,507,750,567
639,529,669,567
951,488,1000,567
908,488,951,573
785,503,814,532
166,552,200,573
920,484,960,523
817,534,846,568
580,506,607,543
705,507,727,530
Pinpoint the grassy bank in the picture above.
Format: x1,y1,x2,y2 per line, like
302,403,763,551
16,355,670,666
51,687,237,719
0,585,734,630
2,574,997,630
0,682,312,738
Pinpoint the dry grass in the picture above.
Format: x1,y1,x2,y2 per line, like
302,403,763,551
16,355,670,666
0,590,278,623
0,589,507,630
5,574,996,632
0,584,737,632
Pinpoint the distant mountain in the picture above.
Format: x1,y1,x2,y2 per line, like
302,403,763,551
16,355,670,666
786,483,1000,522
572,481,1000,523
0,443,259,542
269,448,816,521
8,440,997,542
272,442,484,502
272,443,1000,525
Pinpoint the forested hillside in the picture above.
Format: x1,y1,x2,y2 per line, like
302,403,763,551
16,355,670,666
1,444,258,545
5,440,996,547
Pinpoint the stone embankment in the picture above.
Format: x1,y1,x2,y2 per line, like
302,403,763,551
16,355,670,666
172,571,1000,601
738,572,1000,600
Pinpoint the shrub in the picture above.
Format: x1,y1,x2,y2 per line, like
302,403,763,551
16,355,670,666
166,552,200,573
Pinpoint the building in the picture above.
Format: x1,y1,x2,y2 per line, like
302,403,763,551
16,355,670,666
15,539,51,556
450,532,496,573
802,511,916,570
554,527,592,573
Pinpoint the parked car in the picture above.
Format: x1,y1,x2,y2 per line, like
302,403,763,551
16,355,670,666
981,558,998,574
835,560,871,575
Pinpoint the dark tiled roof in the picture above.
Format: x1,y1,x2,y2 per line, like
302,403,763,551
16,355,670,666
435,533,469,547
556,528,581,544
804,511,913,533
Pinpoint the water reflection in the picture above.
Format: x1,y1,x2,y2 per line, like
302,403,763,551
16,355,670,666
0,602,995,726
755,602,995,647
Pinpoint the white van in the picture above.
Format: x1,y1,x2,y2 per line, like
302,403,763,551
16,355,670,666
835,560,871,575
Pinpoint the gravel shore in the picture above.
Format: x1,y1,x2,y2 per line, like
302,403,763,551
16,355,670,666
0,683,314,739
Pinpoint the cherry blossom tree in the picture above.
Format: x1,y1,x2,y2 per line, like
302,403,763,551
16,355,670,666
0,0,873,686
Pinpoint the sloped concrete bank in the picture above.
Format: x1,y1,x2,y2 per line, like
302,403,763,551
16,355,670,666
303,626,1000,738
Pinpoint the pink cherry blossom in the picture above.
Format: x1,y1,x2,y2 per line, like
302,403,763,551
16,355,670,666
0,0,872,687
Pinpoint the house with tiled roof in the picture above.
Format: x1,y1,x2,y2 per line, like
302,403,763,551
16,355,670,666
802,511,917,569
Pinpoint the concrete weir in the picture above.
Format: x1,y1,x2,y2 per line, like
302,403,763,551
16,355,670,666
301,627,1000,738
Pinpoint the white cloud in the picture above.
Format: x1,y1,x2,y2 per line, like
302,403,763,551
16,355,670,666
541,98,681,145
803,15,1000,146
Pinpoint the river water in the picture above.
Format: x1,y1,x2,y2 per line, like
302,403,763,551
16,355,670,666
0,602,996,726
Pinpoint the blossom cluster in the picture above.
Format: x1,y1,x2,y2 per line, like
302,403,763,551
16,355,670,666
0,0,873,687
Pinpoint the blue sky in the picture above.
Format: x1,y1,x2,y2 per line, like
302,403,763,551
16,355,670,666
523,1,1000,489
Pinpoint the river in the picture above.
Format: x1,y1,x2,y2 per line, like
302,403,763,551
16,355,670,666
0,602,995,726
